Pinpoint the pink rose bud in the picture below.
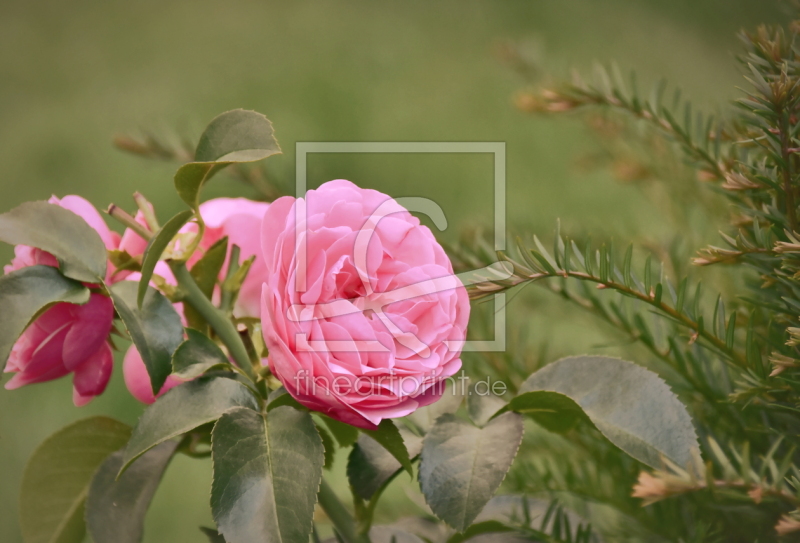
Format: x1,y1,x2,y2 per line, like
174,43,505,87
119,197,269,318
3,195,119,406
123,345,184,404
260,180,470,429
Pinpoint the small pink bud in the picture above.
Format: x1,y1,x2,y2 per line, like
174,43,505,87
123,345,185,404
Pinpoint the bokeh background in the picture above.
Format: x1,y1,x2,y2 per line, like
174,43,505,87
0,1,787,541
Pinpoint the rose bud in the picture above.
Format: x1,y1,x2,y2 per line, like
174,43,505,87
3,196,120,405
122,345,185,404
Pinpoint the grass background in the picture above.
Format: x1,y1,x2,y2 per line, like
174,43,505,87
0,0,787,540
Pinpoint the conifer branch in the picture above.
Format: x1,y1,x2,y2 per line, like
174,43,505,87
461,233,748,369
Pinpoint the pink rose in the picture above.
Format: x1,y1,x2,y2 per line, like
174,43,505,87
123,345,184,404
119,198,269,318
260,180,470,428
3,195,119,406
199,198,270,317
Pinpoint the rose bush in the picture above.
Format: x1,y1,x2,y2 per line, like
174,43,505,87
260,179,470,428
0,109,703,543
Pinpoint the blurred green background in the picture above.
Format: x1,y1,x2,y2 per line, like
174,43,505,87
0,0,787,541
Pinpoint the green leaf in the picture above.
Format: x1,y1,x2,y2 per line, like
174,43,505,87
211,406,324,543
108,249,141,275
418,412,524,531
192,237,229,290
200,527,227,543
361,419,413,475
622,244,633,287
0,201,108,282
726,315,737,349
110,281,184,395
266,386,307,411
504,390,586,433
19,417,131,543
86,440,178,543
185,236,228,331
347,428,423,500
675,277,687,314
654,283,663,305
531,250,557,275
223,254,255,300
137,209,193,307
315,420,336,470
518,355,698,468
405,381,466,433
120,376,258,475
467,391,507,427
321,415,359,448
533,235,559,271
172,328,231,379
175,110,282,210
0,265,89,371
195,109,282,162
174,163,228,211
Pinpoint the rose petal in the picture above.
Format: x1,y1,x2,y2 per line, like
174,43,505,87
72,342,114,406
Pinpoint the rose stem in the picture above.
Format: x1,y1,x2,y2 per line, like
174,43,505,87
106,204,151,240
317,479,368,543
169,261,257,382
107,203,257,382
